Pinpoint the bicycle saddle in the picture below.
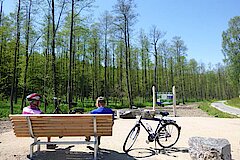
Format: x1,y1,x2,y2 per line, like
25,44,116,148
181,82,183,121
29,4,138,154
160,111,169,117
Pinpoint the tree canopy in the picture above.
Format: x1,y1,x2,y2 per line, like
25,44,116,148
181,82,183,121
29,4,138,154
0,0,239,112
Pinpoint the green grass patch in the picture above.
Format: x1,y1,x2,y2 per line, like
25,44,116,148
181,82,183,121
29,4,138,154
0,99,128,118
225,97,240,109
0,97,153,118
198,101,237,118
0,101,22,118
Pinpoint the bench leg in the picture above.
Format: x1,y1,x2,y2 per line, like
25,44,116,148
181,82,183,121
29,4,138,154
30,137,38,158
30,143,34,158
37,143,40,152
94,136,98,160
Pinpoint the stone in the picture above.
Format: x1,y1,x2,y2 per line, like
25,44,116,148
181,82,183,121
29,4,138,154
120,110,136,119
188,137,231,160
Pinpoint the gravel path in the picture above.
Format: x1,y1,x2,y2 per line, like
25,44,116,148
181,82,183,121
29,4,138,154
3,104,239,160
159,103,210,117
0,120,12,134
1,116,240,160
0,103,209,134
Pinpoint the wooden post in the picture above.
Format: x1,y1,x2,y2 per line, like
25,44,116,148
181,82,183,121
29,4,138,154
173,86,177,116
152,85,156,111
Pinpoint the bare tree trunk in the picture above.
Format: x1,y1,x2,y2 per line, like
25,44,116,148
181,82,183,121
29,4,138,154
44,11,51,112
51,0,57,98
164,56,168,90
119,41,123,106
141,49,145,102
10,0,21,113
21,0,33,109
123,19,133,108
68,0,74,110
73,32,77,102
81,40,86,103
104,20,108,98
112,43,115,92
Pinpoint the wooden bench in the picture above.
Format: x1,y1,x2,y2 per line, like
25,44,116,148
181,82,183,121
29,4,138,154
9,114,113,160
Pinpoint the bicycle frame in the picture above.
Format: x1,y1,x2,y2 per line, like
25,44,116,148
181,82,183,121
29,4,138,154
137,116,163,136
137,115,179,143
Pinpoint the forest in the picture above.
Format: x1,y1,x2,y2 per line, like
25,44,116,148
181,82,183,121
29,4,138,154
0,0,239,113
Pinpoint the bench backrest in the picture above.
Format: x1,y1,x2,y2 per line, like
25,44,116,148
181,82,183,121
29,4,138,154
9,114,113,137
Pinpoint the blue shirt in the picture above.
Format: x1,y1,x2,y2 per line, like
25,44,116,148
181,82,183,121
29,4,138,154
90,106,114,115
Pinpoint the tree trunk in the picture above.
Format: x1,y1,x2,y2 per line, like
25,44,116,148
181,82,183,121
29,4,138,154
21,0,32,109
68,0,74,110
10,0,21,113
51,0,57,98
44,11,51,113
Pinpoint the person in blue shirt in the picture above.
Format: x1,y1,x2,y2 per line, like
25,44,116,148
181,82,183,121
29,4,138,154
86,97,114,145
91,96,114,115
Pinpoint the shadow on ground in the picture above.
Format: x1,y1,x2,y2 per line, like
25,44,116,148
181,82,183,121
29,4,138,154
126,147,189,159
29,145,136,160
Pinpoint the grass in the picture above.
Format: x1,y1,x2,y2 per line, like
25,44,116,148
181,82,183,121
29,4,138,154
0,101,22,118
198,101,238,118
225,97,240,109
1,98,239,119
0,98,153,118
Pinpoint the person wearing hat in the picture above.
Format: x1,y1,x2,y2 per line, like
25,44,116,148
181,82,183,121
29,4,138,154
23,93,56,149
86,96,114,145
22,93,43,114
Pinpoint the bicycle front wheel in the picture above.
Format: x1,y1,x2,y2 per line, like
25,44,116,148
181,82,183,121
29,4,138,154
156,122,180,148
123,125,140,152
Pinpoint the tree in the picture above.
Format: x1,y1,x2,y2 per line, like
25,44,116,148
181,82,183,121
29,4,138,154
222,16,240,97
21,0,33,109
159,39,170,91
149,25,165,88
170,36,187,104
113,0,137,108
67,0,94,109
139,29,150,101
10,0,21,113
99,11,113,100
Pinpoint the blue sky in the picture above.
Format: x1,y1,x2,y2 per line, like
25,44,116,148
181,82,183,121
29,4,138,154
3,0,240,65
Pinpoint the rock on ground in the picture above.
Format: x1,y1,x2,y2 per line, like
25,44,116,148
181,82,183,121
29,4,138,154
188,137,231,160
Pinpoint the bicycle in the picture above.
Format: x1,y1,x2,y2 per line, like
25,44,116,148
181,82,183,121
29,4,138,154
123,111,181,152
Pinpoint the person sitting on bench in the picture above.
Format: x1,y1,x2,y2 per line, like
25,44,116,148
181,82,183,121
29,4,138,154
22,93,56,149
85,96,114,145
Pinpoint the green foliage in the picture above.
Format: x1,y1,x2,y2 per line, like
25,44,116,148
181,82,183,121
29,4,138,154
1,1,239,115
0,101,22,118
225,97,240,109
198,102,237,118
222,16,240,94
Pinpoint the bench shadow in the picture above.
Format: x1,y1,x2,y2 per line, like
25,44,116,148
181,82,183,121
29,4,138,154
29,145,136,160
126,147,189,159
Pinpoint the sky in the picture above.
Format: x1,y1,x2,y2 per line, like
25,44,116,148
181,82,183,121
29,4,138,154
3,0,240,65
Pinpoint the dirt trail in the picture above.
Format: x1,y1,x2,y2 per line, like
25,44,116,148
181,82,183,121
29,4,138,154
1,116,240,160
0,103,209,134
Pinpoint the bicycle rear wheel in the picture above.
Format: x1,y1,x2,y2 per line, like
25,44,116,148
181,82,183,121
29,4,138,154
156,122,180,148
123,125,140,152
